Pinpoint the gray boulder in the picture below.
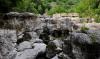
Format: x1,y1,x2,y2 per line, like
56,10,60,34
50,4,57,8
86,30,100,44
17,41,32,51
70,32,92,44
15,43,46,59
0,30,17,59
46,40,63,58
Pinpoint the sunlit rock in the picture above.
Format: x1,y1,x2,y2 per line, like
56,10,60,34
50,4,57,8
15,43,46,59
0,30,17,59
17,41,32,51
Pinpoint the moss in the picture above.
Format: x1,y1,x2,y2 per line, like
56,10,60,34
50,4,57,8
81,26,89,33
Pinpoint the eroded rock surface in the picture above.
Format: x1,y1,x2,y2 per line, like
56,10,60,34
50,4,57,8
0,12,100,59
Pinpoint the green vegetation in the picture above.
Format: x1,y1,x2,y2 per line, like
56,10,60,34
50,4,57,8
0,0,20,13
0,0,100,22
81,25,89,33
74,0,100,22
0,0,80,14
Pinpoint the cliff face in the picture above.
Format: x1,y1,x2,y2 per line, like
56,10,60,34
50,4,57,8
0,12,100,59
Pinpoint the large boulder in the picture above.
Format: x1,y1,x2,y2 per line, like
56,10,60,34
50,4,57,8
0,30,17,59
86,30,100,43
46,40,63,58
4,12,20,20
17,32,32,44
62,40,75,59
70,31,100,59
17,41,32,51
51,55,59,59
20,12,37,20
70,32,92,45
15,43,46,59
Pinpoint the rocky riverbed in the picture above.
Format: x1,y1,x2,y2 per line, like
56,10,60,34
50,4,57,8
0,12,100,59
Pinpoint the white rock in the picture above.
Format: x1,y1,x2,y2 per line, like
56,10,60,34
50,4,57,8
0,30,17,42
0,30,17,59
71,32,92,44
30,38,43,44
15,43,46,59
32,43,46,52
52,55,59,59
8,48,17,59
34,38,43,43
53,40,63,48
28,32,38,39
17,41,32,51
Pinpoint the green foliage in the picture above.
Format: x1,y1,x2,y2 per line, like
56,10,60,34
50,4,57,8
14,0,35,12
47,5,66,15
14,0,51,14
73,0,100,22
0,0,100,21
0,0,19,13
0,0,80,14
47,0,80,15
95,15,100,23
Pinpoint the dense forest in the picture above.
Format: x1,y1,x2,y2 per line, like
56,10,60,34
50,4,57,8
0,0,100,22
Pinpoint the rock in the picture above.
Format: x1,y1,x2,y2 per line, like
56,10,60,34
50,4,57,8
53,40,63,49
39,33,50,44
52,55,59,59
62,40,75,59
72,44,85,59
86,30,100,43
33,38,43,43
15,43,46,59
58,52,71,59
28,31,39,39
7,48,17,59
20,12,35,17
0,30,17,59
46,41,58,58
51,29,69,38
4,12,20,19
70,31,100,59
17,32,32,44
20,12,37,20
70,32,92,44
46,40,63,59
24,31,43,44
17,41,32,51
2,13,100,59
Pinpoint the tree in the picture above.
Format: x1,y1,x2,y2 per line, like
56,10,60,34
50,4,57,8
0,0,19,13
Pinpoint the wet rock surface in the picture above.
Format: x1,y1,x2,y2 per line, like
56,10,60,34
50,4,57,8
0,12,100,59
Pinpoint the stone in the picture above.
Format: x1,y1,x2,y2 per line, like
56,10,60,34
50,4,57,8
0,30,17,59
52,55,59,59
15,43,46,59
70,32,92,44
46,40,63,59
86,30,100,44
17,41,32,51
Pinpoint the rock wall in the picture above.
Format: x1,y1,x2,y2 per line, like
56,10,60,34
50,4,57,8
0,12,100,59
